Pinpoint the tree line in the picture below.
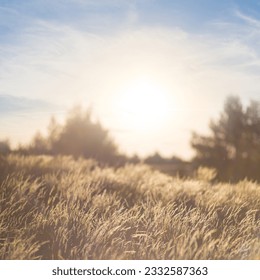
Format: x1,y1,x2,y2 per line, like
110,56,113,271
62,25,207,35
18,106,125,165
1,95,259,182
191,96,260,182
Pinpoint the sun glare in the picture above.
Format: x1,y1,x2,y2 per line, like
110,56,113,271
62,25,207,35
115,78,171,132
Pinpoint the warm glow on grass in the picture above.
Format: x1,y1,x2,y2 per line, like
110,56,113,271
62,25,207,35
116,78,171,132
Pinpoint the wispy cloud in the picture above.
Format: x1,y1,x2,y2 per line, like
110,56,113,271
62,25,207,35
2,20,260,156
235,9,260,28
1,1,260,157
0,94,58,115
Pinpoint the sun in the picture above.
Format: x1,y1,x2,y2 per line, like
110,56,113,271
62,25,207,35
115,78,171,132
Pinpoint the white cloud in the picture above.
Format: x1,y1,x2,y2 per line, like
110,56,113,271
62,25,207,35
235,9,260,28
1,14,260,158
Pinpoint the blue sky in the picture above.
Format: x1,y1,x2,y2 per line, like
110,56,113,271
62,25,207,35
1,0,260,34
1,0,260,158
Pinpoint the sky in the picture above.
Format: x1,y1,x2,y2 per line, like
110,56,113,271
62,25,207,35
0,0,260,159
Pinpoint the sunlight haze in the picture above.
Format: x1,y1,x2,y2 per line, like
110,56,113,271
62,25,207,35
1,0,260,159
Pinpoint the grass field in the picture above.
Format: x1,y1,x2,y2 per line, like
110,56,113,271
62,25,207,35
0,155,259,260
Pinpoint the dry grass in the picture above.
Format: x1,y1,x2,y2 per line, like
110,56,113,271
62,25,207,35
0,155,259,259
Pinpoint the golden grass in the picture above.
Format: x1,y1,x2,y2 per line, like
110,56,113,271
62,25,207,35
0,155,259,259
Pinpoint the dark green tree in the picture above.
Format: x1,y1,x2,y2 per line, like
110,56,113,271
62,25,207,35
191,96,260,182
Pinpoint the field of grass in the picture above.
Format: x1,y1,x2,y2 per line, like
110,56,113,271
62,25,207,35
0,155,259,260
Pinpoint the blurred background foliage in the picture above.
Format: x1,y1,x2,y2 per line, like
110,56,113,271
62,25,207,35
191,96,260,182
1,95,260,182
